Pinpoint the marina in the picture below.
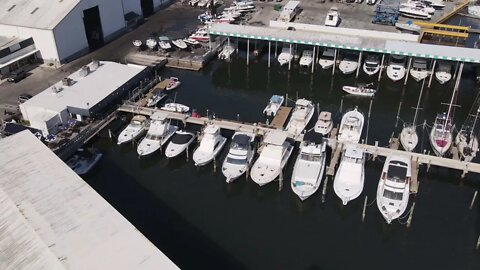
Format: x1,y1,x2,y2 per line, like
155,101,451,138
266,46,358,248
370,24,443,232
1,0,480,269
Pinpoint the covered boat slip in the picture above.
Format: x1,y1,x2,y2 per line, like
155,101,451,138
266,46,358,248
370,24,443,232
208,23,480,63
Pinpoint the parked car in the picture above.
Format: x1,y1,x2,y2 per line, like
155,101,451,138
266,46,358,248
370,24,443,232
7,70,26,83
18,93,32,103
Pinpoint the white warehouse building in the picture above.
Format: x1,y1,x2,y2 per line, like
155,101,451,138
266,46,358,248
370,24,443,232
0,0,169,75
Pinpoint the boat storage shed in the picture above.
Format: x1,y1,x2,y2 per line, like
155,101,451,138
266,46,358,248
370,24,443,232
19,60,146,136
0,0,169,66
0,130,179,270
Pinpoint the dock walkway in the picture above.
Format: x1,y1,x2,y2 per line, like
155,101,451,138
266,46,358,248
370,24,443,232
117,105,480,177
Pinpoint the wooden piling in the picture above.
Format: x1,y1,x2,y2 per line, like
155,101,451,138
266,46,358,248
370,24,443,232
321,175,329,203
406,202,416,228
378,54,385,82
268,41,271,68
470,190,478,210
404,57,412,85
332,49,337,76
356,51,363,78
428,59,436,88
246,39,250,65
362,196,368,222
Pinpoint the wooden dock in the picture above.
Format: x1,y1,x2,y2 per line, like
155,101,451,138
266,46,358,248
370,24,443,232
435,0,470,24
411,158,419,194
327,143,343,177
270,106,292,129
117,104,480,177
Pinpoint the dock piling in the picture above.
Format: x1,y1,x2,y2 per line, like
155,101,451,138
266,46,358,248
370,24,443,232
247,39,250,65
469,190,478,210
362,196,368,222
275,41,277,58
186,145,189,161
213,155,217,172
378,54,385,82
332,49,337,76
312,46,316,73
406,202,416,228
288,43,292,71
321,176,329,203
356,51,363,79
268,41,271,68
428,59,436,88
404,57,412,85
108,129,113,141
279,169,283,191
476,234,480,250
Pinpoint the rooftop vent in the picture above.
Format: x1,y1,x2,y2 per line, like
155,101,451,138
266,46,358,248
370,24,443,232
52,86,64,94
30,7,39,15
7,5,16,12
62,77,73,86
79,65,90,77
90,60,100,70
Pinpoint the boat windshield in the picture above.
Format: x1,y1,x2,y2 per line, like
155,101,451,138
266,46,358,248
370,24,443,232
145,134,162,140
365,62,378,68
226,156,247,165
131,120,143,127
321,55,334,61
387,164,407,182
383,189,403,200
391,56,405,64
171,133,193,144
300,153,321,162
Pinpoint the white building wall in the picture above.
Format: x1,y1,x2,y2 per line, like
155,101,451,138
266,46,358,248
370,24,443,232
53,0,126,62
0,25,59,63
122,0,143,15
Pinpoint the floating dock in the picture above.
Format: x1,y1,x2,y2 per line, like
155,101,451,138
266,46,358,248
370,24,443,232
270,106,292,129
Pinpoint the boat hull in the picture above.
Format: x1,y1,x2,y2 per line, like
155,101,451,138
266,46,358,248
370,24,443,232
400,125,418,152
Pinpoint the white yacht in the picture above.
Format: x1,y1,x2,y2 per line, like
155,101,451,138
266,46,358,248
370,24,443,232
285,98,315,136
137,112,177,157
430,112,453,156
333,145,365,205
117,115,148,145
161,103,190,113
400,123,418,152
263,95,285,117
339,55,358,75
222,132,256,183
409,58,428,82
342,84,376,97
455,106,480,162
363,54,380,76
218,44,236,61
291,132,327,201
387,55,407,82
172,39,188,50
319,49,336,69
146,91,167,107
165,130,197,158
250,131,294,186
66,148,103,176
314,111,333,135
299,50,314,67
278,46,293,66
325,7,340,27
395,21,421,33
166,77,181,91
376,155,411,224
337,107,364,144
399,7,432,19
435,61,452,84
193,125,227,166
158,36,172,50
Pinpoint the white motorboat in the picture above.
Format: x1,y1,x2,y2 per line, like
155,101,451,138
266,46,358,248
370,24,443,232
189,32,209,42
325,7,340,27
435,61,452,84
278,46,293,66
193,125,227,166
387,55,407,82
409,58,428,82
66,148,103,175
299,50,314,67
314,111,333,135
333,145,365,205
189,0,200,6
395,21,421,33
117,115,148,145
263,95,284,117
172,39,188,50
146,38,157,50
291,132,327,201
399,7,432,19
339,55,358,75
430,112,453,156
455,106,480,162
400,123,419,152
319,49,336,69
218,44,236,61
158,36,172,50
428,0,445,9
363,54,380,76
146,91,167,107
222,132,256,183
133,40,142,49
184,37,200,46
337,107,364,144
342,84,376,97
197,0,209,7
401,1,435,14
165,130,197,158
468,5,480,18
137,112,177,157
376,155,411,224
250,131,294,186
285,98,315,136
161,103,190,113
166,77,181,91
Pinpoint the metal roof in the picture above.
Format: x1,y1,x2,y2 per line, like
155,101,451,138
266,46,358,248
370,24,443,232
0,131,179,270
0,0,81,29
208,23,480,63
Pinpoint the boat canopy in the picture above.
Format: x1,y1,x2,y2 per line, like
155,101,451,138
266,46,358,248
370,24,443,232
151,111,169,121
132,115,147,122
387,164,407,181
295,98,311,107
319,111,332,121
270,95,283,104
159,36,170,41
232,133,252,147
322,49,335,57
171,132,193,144
303,131,323,144
344,145,363,159
204,125,220,135
264,131,288,146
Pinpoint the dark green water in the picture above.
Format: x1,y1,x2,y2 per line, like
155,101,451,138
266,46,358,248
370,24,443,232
85,56,480,269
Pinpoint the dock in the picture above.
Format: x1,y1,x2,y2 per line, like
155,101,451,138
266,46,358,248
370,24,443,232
117,105,480,178
270,106,292,129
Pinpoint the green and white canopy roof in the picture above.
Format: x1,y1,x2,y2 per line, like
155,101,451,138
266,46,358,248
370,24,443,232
208,23,480,63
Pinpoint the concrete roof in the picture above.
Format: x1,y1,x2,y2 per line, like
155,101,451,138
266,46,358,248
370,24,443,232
21,61,146,114
0,131,179,270
0,0,81,29
208,23,480,63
